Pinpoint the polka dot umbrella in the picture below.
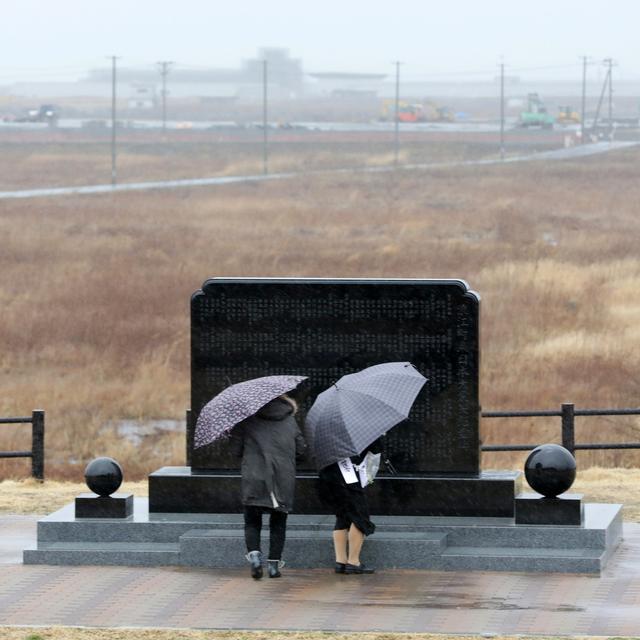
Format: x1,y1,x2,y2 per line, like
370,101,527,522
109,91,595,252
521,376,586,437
194,375,308,448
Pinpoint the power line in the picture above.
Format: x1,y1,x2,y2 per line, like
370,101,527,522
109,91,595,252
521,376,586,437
399,61,584,80
507,62,582,72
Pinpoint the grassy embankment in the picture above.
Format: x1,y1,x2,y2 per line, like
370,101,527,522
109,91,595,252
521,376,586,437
1,144,640,480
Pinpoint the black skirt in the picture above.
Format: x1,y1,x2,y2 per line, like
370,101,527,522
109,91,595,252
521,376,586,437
318,462,375,536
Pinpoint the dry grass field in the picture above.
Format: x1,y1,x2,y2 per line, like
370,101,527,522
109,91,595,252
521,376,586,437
0,132,554,190
1,140,640,480
0,630,606,640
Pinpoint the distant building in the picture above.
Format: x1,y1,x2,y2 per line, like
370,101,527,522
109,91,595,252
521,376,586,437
3,49,640,107
127,83,157,109
306,72,387,98
77,47,304,102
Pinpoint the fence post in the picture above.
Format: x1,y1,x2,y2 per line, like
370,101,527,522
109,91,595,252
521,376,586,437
186,409,192,467
31,409,45,481
561,403,575,455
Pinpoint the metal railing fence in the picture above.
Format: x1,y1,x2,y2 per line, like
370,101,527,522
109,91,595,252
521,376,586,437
481,402,640,455
0,410,45,480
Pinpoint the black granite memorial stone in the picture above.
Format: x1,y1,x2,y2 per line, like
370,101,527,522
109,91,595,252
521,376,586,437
189,278,481,475
149,277,521,516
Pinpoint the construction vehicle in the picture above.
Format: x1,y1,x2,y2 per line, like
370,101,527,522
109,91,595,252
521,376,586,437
380,100,424,122
519,93,555,128
16,104,59,125
423,101,455,122
557,106,580,125
380,99,455,123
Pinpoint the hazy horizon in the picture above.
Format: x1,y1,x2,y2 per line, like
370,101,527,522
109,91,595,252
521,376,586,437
1,0,639,84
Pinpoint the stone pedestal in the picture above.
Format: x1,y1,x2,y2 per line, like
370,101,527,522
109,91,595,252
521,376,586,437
24,498,623,574
515,493,583,526
149,467,521,517
75,493,133,519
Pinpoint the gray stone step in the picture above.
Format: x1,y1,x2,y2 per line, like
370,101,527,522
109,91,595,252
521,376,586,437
23,541,180,566
25,499,623,573
434,545,606,573
179,527,449,568
372,505,622,550
36,501,621,552
35,518,610,549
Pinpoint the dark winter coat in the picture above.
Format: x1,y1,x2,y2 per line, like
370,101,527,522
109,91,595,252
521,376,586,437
231,398,306,513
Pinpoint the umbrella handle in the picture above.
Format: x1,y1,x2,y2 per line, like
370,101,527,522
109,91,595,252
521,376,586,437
384,458,398,475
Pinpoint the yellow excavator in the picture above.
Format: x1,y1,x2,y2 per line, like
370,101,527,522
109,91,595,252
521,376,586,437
557,106,581,125
380,99,455,123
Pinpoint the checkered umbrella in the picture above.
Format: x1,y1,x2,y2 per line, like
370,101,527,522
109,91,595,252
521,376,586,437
305,362,427,470
194,375,308,448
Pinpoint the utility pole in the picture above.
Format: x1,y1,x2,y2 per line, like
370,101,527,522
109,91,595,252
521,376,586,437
394,61,401,167
109,55,120,187
499,60,505,160
605,57,614,140
591,61,611,134
580,56,588,144
262,59,268,175
157,61,173,134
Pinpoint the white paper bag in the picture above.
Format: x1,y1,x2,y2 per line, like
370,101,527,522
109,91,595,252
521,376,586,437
357,451,381,488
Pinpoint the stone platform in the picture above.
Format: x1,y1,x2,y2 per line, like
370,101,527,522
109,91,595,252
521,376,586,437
149,467,522,517
23,497,622,574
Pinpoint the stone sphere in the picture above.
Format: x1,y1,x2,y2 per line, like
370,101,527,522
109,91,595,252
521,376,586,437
84,457,123,496
524,444,576,498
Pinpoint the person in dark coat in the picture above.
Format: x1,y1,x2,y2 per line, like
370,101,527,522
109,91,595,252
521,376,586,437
231,394,306,579
318,452,376,575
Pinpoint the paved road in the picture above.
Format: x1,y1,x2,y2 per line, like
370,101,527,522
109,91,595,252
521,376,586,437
2,514,640,634
0,118,525,133
0,141,636,202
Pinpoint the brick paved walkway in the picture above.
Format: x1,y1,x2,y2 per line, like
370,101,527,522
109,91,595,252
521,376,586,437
2,515,640,635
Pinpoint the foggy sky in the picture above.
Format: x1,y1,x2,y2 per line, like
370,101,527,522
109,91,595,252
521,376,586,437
1,0,638,82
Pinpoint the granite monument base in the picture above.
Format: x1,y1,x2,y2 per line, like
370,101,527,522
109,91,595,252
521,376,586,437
148,467,522,518
515,492,583,526
23,497,623,574
75,493,133,519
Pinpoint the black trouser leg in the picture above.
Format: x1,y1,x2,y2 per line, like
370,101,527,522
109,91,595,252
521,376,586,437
244,505,262,552
268,510,288,560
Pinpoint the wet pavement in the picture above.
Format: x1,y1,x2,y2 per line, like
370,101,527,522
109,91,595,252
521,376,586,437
1,514,639,634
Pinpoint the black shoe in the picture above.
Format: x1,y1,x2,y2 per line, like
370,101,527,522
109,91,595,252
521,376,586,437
334,562,346,574
246,550,263,579
345,563,375,574
267,559,283,578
